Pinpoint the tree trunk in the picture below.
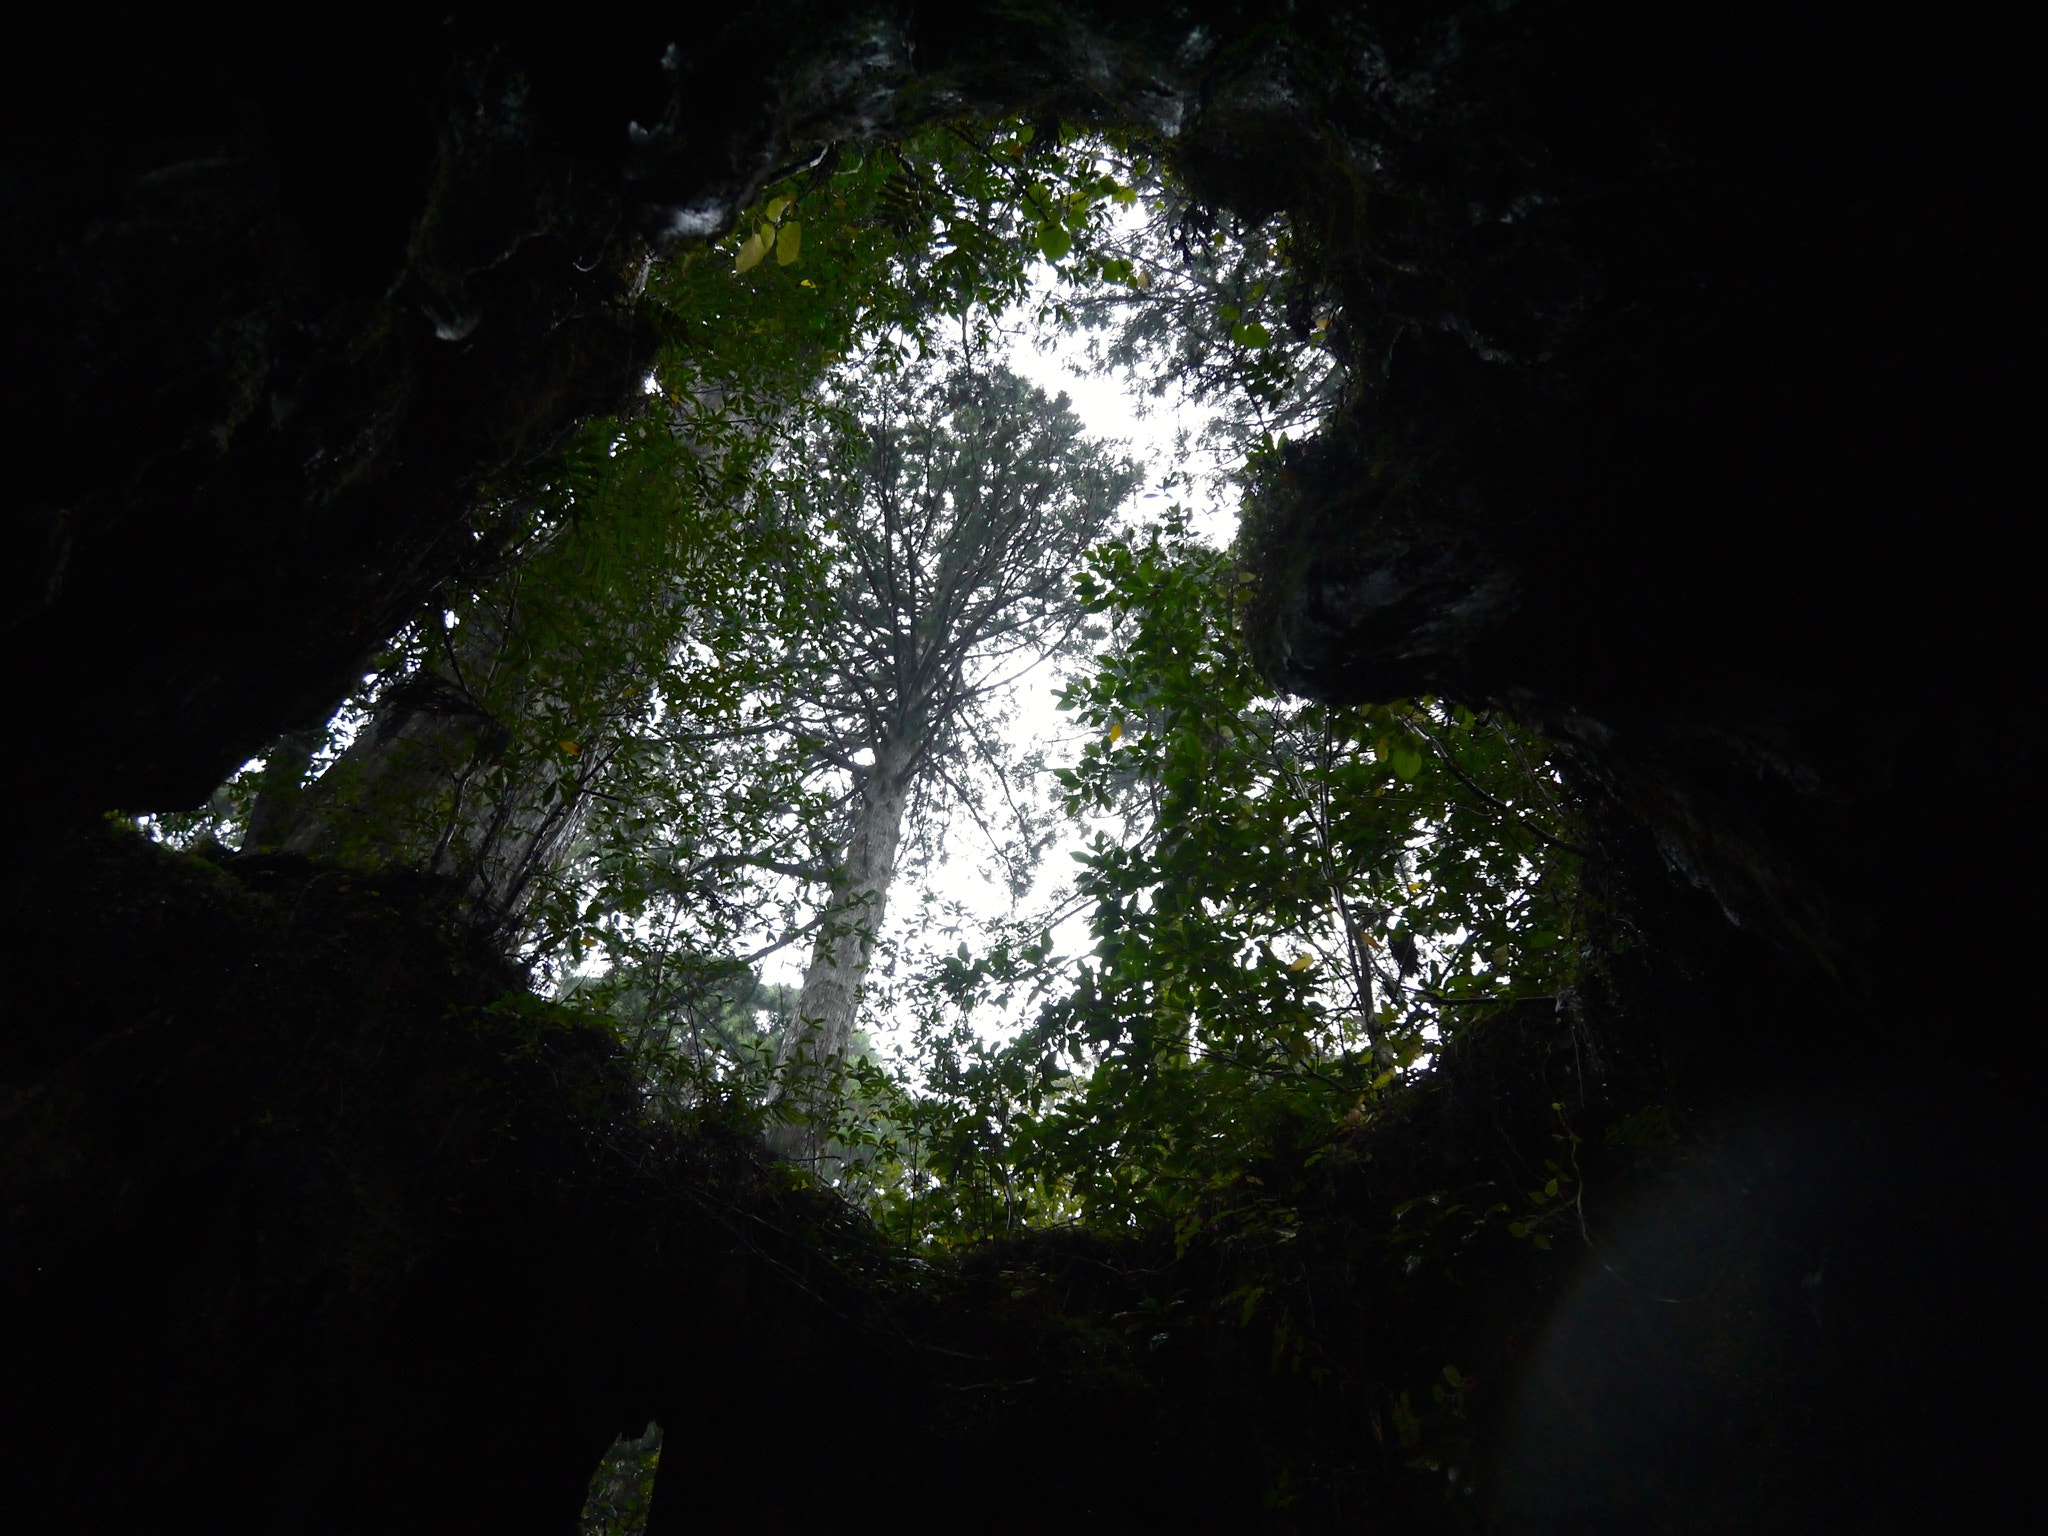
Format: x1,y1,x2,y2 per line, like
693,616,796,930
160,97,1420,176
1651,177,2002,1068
240,728,322,852
776,733,917,1163
266,600,593,927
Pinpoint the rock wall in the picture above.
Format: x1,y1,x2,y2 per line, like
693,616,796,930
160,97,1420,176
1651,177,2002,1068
3,4,2041,1529
0,824,915,1532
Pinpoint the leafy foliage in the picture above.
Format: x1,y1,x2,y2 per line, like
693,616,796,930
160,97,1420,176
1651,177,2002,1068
856,514,1582,1245
1061,180,1345,467
578,1424,661,1536
147,119,1581,1308
116,118,1611,1515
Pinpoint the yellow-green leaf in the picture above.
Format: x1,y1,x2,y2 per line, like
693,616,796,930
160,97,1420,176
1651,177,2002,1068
1107,720,1123,743
735,230,768,272
1288,953,1315,972
775,221,801,264
764,195,789,222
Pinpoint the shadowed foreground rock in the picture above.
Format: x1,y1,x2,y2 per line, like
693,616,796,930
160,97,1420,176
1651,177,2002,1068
0,826,916,1533
6,827,2031,1533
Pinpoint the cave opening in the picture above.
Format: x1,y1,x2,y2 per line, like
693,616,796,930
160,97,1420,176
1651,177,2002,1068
3,8,2039,1533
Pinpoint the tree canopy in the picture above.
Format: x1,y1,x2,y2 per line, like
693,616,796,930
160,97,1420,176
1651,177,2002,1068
141,119,1587,1519
147,112,1583,1231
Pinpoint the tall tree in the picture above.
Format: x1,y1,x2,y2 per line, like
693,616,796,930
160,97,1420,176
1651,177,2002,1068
773,356,1138,1133
220,121,1135,951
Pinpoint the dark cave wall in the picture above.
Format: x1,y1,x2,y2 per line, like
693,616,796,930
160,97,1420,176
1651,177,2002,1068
3,4,2043,1530
1,20,658,818
1221,2,2043,993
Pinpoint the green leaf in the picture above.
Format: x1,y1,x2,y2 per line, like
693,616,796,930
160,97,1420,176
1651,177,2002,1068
1037,222,1072,261
775,222,802,264
1392,1392,1422,1449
